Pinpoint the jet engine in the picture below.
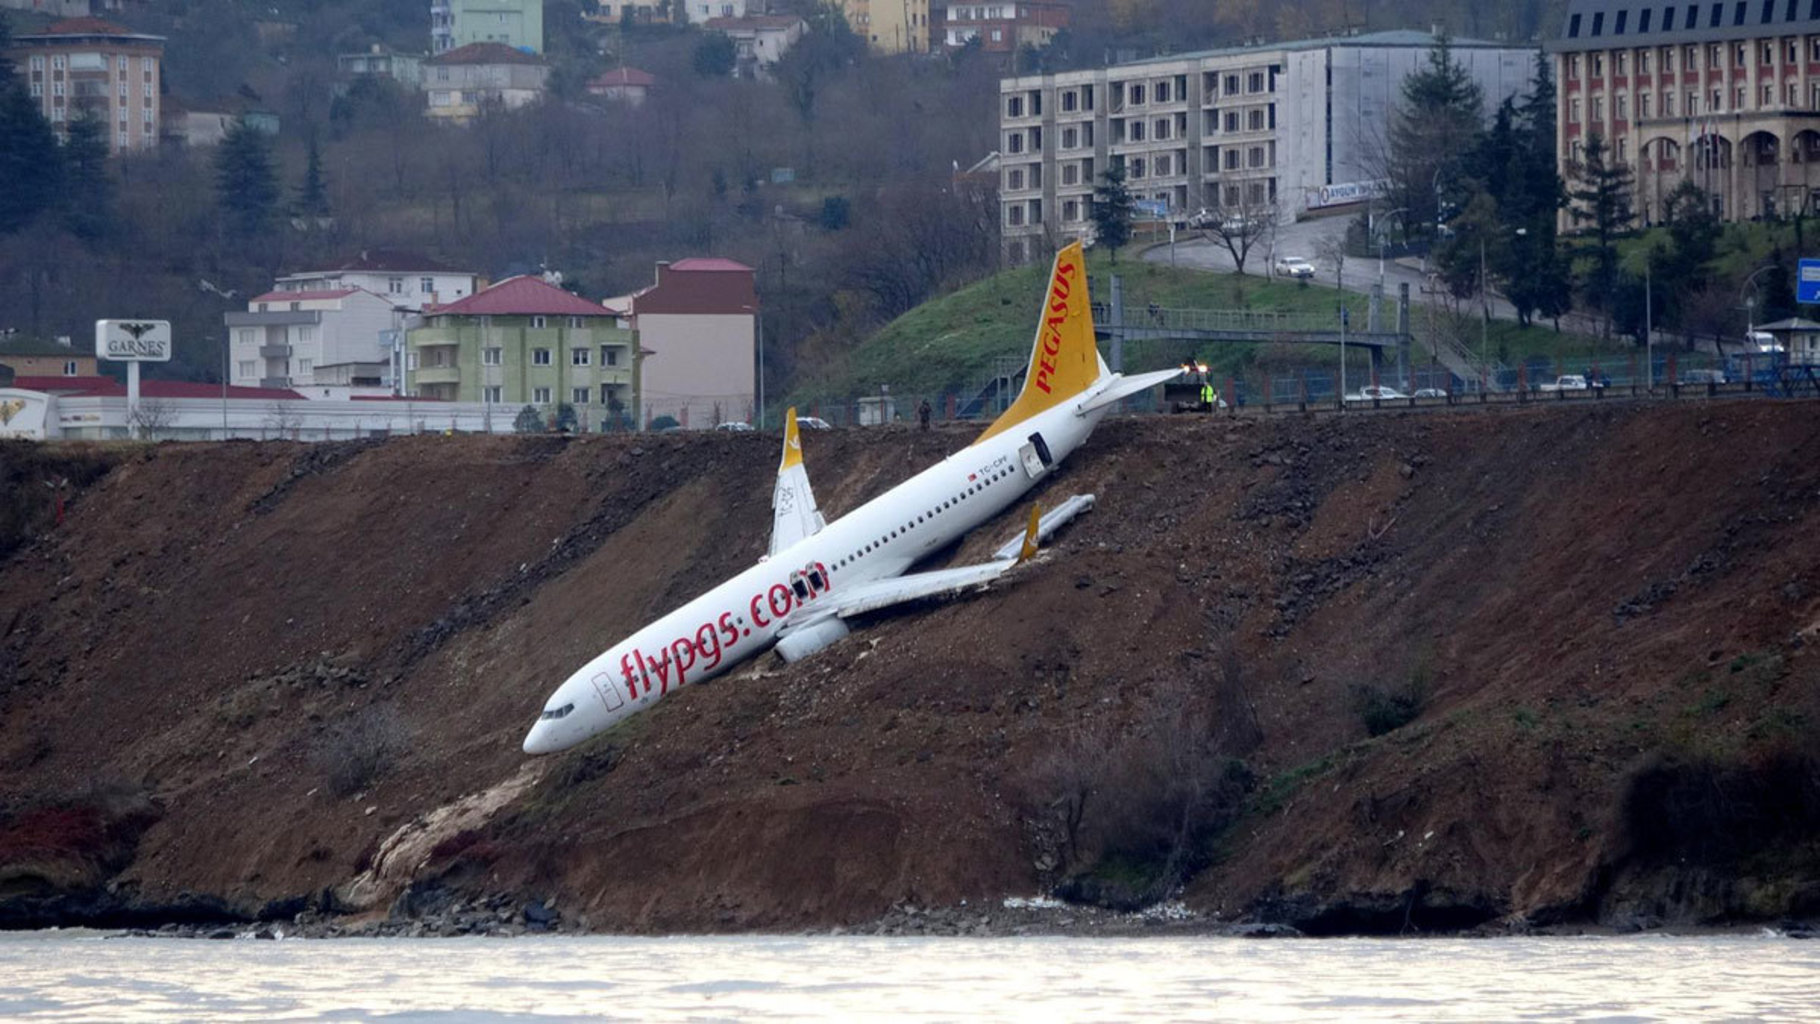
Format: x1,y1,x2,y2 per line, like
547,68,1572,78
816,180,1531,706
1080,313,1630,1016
776,616,850,662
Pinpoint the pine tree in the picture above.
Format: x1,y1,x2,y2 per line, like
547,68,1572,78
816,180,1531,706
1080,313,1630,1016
0,16,64,235
293,133,330,221
60,113,114,240
1568,133,1636,324
215,117,280,239
1385,38,1486,242
1090,162,1134,261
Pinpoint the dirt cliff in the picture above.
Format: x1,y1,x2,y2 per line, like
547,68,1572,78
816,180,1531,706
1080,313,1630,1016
2,401,1818,934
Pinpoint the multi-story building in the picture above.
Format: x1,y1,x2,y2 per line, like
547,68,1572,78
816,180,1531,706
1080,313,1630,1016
407,276,640,429
1548,1,1820,224
4,17,164,154
586,66,655,105
606,258,758,429
934,1,1071,55
997,30,1537,263
703,15,806,79
432,0,543,54
227,288,399,391
841,0,931,54
337,45,424,92
682,0,746,23
268,250,479,313
423,42,549,122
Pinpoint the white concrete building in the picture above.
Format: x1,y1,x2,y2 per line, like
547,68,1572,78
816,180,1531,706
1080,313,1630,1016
703,15,805,79
267,249,479,313
227,288,399,391
423,42,549,123
606,258,758,429
998,30,1538,262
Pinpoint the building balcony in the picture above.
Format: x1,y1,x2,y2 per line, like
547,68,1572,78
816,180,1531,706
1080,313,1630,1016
593,367,634,387
227,310,323,327
414,366,462,386
258,344,292,359
260,376,292,389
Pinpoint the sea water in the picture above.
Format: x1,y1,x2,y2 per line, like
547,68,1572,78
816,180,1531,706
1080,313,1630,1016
1,930,1815,1022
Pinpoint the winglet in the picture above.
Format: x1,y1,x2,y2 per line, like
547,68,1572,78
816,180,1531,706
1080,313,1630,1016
1017,503,1042,564
975,241,1105,445
780,406,802,470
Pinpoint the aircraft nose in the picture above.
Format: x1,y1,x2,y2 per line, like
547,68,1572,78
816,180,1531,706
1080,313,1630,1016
522,721,558,755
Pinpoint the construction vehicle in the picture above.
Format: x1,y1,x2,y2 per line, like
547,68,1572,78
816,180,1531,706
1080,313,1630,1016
1164,359,1226,412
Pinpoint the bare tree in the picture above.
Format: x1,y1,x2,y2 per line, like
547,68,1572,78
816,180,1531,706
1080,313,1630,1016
264,401,304,440
127,398,177,440
1203,195,1279,276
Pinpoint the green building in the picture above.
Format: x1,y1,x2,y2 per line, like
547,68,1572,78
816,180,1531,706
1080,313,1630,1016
407,275,639,430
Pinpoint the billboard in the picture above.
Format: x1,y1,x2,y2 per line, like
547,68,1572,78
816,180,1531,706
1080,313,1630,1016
95,320,173,362
1798,259,1820,304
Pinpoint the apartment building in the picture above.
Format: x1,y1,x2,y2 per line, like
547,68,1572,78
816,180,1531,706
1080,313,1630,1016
1549,0,1820,223
841,0,931,54
703,15,806,79
0,335,98,378
226,288,399,391
432,0,543,54
606,258,758,429
935,1,1071,54
4,17,164,154
407,276,639,429
997,31,1536,263
268,249,479,313
423,42,549,122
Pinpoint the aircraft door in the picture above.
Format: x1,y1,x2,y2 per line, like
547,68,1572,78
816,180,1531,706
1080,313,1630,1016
590,671,626,712
1027,432,1054,467
1019,431,1054,479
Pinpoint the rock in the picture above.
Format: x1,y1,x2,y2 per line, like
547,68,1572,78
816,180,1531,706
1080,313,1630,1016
206,928,235,940
523,900,557,926
1229,921,1302,938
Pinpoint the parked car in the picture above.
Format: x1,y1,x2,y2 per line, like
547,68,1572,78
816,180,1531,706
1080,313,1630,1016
714,421,754,432
1678,369,1727,385
796,415,833,430
1538,375,1591,392
1412,387,1449,399
1344,385,1407,402
1273,256,1316,279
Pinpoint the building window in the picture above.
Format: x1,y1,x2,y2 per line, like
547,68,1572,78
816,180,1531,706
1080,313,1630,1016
1062,163,1078,185
572,386,590,405
1247,109,1264,130
421,277,434,293
1007,205,1025,227
1593,96,1605,119
601,346,619,366
64,360,77,376
238,360,256,378
1224,73,1239,95
297,326,315,342
532,348,551,365
29,55,43,71
1664,91,1676,116
1639,50,1650,74
571,348,590,366
1593,54,1604,76
533,386,552,404
1616,52,1626,75
1247,146,1265,168
1007,168,1024,190
482,347,502,365
1130,83,1145,105
299,358,314,376
1569,54,1580,79
1641,92,1653,117
1061,126,1077,149
1617,94,1628,118
1130,120,1145,141
1155,154,1171,176
1129,158,1145,179
1006,95,1023,118
1224,110,1238,132
1224,148,1240,170
530,315,547,329
1248,71,1265,92
483,385,502,403
1062,199,1079,221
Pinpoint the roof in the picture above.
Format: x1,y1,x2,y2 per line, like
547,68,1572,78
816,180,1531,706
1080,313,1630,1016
669,257,755,272
11,376,303,400
1753,317,1820,332
427,276,610,317
703,15,806,32
0,336,92,358
250,289,361,303
589,67,655,87
1551,0,1820,51
1107,29,1517,69
331,249,464,274
18,18,165,42
424,42,547,67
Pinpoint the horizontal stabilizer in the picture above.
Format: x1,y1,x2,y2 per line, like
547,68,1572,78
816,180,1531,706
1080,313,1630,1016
992,493,1096,562
1077,367,1185,415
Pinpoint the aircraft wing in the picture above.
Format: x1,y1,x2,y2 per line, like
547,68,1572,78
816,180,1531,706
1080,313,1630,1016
770,407,826,557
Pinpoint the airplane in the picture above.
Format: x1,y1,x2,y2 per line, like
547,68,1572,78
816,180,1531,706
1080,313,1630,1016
522,241,1182,754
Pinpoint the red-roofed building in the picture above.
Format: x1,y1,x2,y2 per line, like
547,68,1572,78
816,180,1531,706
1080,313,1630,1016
269,249,480,312
585,66,655,105
408,276,640,429
423,42,549,122
702,15,805,79
4,15,165,153
607,258,757,429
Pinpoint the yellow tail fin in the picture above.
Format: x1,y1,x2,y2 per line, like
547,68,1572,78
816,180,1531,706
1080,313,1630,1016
780,406,802,470
975,241,1103,444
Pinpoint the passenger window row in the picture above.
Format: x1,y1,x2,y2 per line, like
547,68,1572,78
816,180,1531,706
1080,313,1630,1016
829,467,1020,572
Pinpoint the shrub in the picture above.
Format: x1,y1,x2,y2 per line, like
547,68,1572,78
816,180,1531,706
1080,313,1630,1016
316,706,408,797
1352,673,1430,737
512,406,543,434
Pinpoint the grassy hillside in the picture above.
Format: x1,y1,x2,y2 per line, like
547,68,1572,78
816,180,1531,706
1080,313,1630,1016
794,249,1633,408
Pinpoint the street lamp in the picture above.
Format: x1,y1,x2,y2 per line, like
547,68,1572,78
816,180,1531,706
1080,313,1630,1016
1372,207,1407,285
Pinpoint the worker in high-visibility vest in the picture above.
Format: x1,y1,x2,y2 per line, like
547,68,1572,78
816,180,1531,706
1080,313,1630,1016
1200,381,1216,408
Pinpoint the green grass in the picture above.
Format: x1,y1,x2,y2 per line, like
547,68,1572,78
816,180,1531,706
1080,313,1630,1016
790,247,1638,406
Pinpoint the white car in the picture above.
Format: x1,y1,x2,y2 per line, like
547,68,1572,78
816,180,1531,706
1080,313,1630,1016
1344,385,1408,403
796,416,833,430
1274,256,1316,279
1412,387,1449,399
714,421,755,432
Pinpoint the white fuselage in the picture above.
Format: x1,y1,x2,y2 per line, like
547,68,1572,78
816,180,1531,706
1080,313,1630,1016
521,394,1111,753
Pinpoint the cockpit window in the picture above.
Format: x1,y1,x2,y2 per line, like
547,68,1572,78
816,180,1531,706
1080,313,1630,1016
539,703,575,721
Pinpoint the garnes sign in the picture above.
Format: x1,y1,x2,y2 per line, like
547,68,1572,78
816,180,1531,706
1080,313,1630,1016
95,320,173,362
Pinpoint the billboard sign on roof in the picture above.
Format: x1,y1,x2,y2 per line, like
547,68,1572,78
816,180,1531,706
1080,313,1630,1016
95,320,172,362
